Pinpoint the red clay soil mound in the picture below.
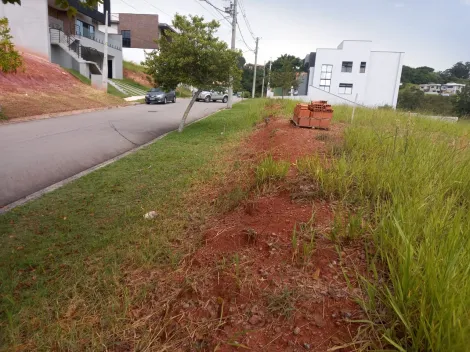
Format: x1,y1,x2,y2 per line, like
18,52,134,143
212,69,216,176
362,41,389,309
0,52,124,120
122,118,369,351
124,68,153,88
244,118,344,163
0,53,80,93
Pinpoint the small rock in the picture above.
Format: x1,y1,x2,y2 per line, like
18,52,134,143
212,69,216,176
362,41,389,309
313,313,325,328
303,343,311,350
341,310,352,319
251,305,260,314
293,327,301,335
143,211,158,219
182,303,190,309
249,315,262,325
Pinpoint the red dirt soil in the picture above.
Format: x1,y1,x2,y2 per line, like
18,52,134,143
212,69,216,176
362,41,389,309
0,52,124,119
124,68,153,88
124,118,368,351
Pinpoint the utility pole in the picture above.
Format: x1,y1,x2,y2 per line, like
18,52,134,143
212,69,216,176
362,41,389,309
251,37,259,98
227,0,237,109
261,61,266,97
101,10,109,91
267,59,272,95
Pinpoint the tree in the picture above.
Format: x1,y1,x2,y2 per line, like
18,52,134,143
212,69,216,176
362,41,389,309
0,17,22,73
144,15,241,132
444,62,470,80
453,85,470,118
397,84,425,110
401,65,443,84
271,57,299,98
271,54,303,73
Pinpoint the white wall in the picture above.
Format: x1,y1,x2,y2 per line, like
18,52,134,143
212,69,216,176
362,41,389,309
311,41,372,105
364,52,403,107
0,0,50,59
307,40,403,108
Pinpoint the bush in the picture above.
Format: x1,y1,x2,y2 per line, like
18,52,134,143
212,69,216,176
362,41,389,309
0,17,23,73
453,85,470,118
397,85,425,110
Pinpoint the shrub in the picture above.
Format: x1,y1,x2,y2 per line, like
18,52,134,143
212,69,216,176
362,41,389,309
0,17,23,73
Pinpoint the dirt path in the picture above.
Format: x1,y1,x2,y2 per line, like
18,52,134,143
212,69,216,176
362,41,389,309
123,114,369,351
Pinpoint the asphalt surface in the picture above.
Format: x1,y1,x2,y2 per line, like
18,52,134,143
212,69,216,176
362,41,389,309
0,98,235,207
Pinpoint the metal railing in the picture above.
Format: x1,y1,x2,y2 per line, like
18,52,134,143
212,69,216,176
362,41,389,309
74,24,122,51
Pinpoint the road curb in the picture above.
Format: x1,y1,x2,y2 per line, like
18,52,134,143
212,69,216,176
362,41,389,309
0,107,226,214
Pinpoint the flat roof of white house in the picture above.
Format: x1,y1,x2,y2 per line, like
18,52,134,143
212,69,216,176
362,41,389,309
445,83,466,86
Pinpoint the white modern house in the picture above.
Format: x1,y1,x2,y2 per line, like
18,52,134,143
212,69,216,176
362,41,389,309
0,0,123,82
269,40,404,108
419,83,442,94
441,83,465,96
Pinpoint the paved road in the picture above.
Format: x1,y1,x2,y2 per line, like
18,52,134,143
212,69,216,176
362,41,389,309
0,99,234,207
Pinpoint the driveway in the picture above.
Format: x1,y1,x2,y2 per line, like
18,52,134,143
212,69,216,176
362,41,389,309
0,99,236,207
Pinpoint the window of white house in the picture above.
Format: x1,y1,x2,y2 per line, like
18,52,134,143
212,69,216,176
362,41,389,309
339,83,353,95
341,61,353,73
320,64,332,92
360,62,366,73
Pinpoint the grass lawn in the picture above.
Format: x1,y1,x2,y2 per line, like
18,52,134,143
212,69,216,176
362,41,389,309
0,100,267,350
1,98,469,351
123,60,147,73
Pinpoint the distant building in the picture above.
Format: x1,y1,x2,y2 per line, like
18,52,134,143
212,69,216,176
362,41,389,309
274,40,404,108
419,83,442,94
99,13,175,50
441,83,465,96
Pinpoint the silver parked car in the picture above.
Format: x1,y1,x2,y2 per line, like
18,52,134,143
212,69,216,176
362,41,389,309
196,90,229,103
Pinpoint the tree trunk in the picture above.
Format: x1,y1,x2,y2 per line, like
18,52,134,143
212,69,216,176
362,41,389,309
178,89,201,133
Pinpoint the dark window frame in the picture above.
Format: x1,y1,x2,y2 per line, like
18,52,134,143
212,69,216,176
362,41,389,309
360,62,367,73
339,83,353,95
341,61,353,73
122,30,131,48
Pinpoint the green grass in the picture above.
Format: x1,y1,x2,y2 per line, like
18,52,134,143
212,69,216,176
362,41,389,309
0,99,267,350
65,68,127,99
299,106,470,351
255,155,290,185
123,60,147,73
176,86,193,98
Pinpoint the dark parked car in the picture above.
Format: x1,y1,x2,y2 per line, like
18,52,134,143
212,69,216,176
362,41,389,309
145,88,176,104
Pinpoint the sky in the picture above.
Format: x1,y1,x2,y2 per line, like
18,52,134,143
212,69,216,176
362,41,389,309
111,0,470,71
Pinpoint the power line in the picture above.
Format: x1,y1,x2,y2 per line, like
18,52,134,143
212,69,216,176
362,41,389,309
192,0,231,28
200,0,226,13
238,0,256,41
237,22,254,52
137,0,171,17
118,0,138,11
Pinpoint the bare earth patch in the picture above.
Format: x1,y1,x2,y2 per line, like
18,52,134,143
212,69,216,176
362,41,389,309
121,117,368,351
0,52,125,119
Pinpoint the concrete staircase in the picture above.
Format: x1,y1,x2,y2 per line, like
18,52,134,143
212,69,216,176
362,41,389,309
109,79,148,97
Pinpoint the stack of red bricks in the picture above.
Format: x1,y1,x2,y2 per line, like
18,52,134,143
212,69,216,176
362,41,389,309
292,100,333,129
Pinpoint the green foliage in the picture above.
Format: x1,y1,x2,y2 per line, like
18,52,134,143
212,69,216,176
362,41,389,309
453,85,470,118
176,86,192,98
144,14,241,92
0,17,22,73
271,57,299,97
401,65,442,84
270,54,303,73
255,155,289,185
238,63,264,96
443,61,470,80
397,84,425,110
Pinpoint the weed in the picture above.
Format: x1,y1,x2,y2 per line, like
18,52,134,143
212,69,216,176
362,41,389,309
291,217,317,265
306,106,470,351
255,155,289,186
315,133,329,141
243,228,258,245
266,288,296,318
